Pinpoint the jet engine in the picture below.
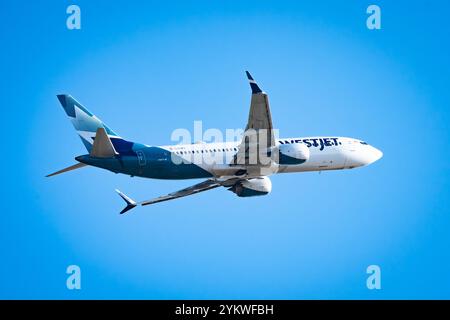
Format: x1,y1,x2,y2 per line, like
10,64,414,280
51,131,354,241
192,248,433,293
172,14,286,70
277,143,310,165
229,177,272,197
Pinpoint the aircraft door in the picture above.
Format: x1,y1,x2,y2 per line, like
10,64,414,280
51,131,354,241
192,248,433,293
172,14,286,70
136,150,146,167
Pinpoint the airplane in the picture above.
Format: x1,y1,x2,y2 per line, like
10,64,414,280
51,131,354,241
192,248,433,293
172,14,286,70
47,71,383,214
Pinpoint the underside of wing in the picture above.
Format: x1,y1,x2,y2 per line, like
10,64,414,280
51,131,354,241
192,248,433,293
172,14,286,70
116,175,272,213
233,71,276,168
116,179,221,213
141,179,220,206
244,71,274,140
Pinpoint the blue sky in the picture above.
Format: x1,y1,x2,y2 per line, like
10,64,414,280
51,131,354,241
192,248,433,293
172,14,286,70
1,0,449,299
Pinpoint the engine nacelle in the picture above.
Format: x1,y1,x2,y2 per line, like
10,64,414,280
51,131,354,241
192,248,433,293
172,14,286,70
229,177,272,197
277,143,310,165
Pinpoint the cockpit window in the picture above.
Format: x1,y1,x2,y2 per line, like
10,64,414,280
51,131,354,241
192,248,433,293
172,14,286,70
360,141,368,145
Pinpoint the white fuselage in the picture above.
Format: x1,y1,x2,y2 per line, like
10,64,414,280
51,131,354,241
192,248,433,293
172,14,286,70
160,136,383,177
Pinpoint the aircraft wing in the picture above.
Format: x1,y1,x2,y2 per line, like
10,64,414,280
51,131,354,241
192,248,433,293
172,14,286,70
116,179,221,214
234,71,276,166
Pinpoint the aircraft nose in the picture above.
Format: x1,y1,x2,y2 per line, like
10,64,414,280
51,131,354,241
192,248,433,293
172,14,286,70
371,147,383,163
361,146,383,166
346,146,383,167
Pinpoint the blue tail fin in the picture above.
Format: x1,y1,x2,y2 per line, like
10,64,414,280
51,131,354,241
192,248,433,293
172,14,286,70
57,94,119,152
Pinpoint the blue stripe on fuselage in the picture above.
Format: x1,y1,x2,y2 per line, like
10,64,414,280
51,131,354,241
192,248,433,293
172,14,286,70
136,147,212,179
78,144,212,180
110,137,135,156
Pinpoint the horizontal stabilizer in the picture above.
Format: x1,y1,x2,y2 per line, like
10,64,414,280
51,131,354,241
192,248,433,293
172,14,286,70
46,162,88,177
90,127,119,158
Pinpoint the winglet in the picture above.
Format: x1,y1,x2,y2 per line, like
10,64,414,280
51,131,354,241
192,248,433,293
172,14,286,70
245,71,262,94
115,189,137,214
